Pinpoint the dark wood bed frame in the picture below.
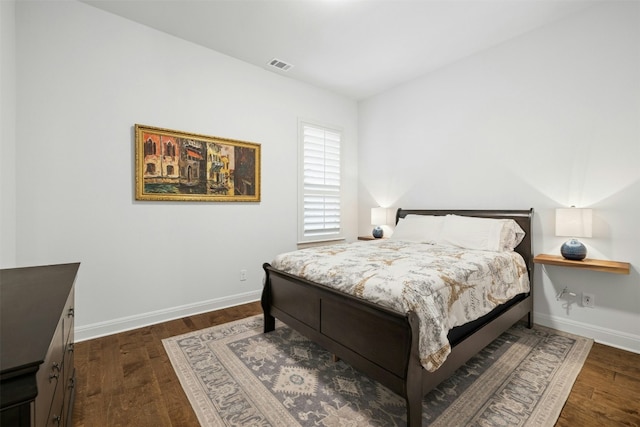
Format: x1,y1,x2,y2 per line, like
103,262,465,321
262,208,534,426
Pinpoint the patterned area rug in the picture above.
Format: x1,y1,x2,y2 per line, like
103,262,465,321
162,315,592,426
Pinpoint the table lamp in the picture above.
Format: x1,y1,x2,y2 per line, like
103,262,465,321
371,207,387,238
555,207,592,260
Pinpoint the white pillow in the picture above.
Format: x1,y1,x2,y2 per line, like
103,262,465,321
500,220,526,251
390,215,445,243
439,215,525,252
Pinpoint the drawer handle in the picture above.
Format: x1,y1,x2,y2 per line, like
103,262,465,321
52,362,61,371
68,377,76,389
67,343,75,353
49,372,59,381
52,414,62,424
68,307,75,317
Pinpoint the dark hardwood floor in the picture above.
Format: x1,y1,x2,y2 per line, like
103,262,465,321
73,302,263,427
72,302,640,426
555,342,640,426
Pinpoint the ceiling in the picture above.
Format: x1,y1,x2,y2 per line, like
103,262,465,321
82,0,595,100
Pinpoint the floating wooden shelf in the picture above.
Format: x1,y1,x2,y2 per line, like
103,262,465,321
533,254,630,275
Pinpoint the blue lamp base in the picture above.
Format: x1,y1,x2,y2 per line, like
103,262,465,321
561,239,587,260
372,226,384,239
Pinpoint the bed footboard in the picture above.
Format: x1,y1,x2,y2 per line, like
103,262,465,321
262,263,420,397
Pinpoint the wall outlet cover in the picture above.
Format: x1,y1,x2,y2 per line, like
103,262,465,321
582,293,595,308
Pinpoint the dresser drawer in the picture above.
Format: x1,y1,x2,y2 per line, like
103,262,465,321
47,398,64,427
63,339,75,422
63,288,75,347
34,319,64,426
63,367,76,426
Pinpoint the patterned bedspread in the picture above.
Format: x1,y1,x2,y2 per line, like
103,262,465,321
271,240,530,372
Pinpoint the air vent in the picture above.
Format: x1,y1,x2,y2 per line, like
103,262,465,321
268,58,294,71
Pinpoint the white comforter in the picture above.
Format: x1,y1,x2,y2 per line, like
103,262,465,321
271,240,530,372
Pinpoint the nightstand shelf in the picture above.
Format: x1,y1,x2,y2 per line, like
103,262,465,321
533,254,630,275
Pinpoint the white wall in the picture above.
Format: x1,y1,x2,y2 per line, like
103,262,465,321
7,1,638,351
358,2,639,352
10,1,358,340
1,0,17,268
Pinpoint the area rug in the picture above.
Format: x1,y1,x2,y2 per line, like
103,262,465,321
162,315,593,426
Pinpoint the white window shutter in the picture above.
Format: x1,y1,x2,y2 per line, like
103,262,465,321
299,122,342,242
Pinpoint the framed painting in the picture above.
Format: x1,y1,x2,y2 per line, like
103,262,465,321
135,124,261,202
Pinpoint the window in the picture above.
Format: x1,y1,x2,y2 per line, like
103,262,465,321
298,121,343,243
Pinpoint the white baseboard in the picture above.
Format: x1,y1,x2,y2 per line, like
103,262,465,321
534,311,640,354
75,290,262,342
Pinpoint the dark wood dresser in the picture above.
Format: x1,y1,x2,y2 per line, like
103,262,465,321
1,263,80,427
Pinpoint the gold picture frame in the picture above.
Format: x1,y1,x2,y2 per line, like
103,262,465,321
135,124,261,202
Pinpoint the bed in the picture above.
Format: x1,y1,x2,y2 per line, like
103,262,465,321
261,208,534,426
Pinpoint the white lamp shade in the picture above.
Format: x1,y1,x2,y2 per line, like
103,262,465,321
556,208,592,238
371,207,387,226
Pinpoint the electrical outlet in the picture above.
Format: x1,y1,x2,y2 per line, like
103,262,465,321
240,269,247,281
582,293,595,308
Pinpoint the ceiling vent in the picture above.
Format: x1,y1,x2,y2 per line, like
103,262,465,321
268,58,294,72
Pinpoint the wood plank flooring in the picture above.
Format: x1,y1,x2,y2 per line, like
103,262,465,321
72,302,263,427
72,302,640,426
